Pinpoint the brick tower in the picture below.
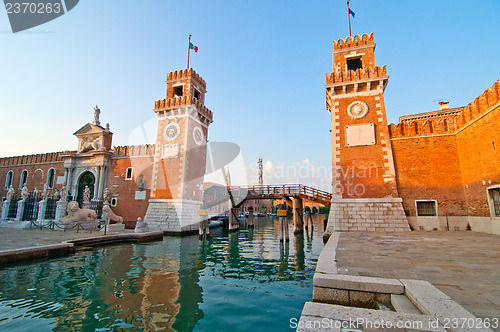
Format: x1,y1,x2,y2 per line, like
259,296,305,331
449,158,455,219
144,68,213,233
324,33,409,235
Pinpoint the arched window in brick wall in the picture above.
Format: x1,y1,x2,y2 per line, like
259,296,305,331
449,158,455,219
4,171,13,189
47,168,55,189
19,170,28,189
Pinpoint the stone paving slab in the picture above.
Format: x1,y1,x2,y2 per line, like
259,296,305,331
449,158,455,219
0,227,105,251
335,231,500,326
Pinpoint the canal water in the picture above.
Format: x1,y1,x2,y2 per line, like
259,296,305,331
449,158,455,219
0,215,326,331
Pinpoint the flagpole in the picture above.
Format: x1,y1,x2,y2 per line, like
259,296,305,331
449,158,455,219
187,34,191,69
347,1,352,37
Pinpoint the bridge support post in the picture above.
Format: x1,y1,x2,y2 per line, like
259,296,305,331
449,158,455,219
229,207,239,231
293,197,304,233
247,206,254,227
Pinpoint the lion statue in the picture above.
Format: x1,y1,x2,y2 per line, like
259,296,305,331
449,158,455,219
61,201,97,223
102,205,123,224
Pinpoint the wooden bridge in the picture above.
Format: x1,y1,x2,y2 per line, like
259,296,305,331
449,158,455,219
203,184,332,209
202,184,332,233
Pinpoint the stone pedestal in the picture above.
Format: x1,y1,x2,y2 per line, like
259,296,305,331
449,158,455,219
293,197,304,233
229,207,240,231
55,201,68,221
15,200,25,221
324,197,410,240
37,200,47,222
144,199,201,233
82,201,91,210
134,218,150,233
101,223,125,233
1,201,9,221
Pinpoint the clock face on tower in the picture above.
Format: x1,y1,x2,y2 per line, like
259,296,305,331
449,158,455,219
347,101,369,119
193,126,204,145
164,122,181,141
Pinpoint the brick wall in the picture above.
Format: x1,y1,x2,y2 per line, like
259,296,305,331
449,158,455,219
0,152,65,198
390,80,500,218
108,151,154,222
391,135,467,216
456,100,500,216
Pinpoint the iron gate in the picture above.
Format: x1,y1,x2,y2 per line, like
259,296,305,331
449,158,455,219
7,198,19,219
44,198,57,220
22,193,41,221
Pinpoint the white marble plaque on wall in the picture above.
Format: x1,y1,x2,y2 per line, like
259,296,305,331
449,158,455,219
135,191,146,200
345,123,376,147
56,176,66,185
161,144,180,159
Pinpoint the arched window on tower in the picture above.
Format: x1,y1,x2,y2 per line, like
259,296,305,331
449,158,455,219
19,170,28,189
5,171,13,189
47,168,55,189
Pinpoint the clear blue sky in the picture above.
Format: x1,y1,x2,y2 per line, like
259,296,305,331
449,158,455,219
1,0,499,189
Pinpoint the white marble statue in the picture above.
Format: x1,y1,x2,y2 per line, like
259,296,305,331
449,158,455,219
6,185,15,201
21,184,28,200
33,187,39,197
42,183,49,200
94,105,101,126
102,205,123,224
103,188,109,203
59,185,67,202
60,201,97,223
83,185,91,203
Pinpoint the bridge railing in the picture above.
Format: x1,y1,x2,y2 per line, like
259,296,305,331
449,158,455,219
240,184,332,204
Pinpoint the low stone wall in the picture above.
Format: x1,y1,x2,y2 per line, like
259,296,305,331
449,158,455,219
407,216,500,235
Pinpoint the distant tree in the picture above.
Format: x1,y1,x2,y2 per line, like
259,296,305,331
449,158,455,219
304,206,311,213
312,206,318,214
319,206,330,214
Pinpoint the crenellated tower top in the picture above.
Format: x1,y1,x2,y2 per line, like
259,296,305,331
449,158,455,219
154,68,212,126
325,32,388,110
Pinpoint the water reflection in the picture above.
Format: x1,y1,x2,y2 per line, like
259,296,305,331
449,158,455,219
0,215,326,331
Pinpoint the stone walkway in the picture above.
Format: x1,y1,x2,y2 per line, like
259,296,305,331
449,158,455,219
0,227,110,251
335,230,500,324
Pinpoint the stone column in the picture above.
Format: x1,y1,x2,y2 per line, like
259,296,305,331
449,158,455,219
229,207,239,231
1,201,9,221
293,197,304,233
66,167,74,192
97,166,106,200
55,201,68,221
15,200,25,221
94,166,101,200
37,200,47,222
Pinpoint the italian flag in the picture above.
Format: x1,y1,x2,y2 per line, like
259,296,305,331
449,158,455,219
189,42,198,52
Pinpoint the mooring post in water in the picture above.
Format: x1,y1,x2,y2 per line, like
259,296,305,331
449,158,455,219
198,209,209,236
277,204,289,242
247,206,254,227
229,207,240,231
305,211,313,229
